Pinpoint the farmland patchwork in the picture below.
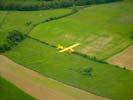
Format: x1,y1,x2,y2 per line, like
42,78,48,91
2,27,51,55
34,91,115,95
0,1,133,100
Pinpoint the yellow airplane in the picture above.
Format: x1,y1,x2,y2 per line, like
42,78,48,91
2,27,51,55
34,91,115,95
57,43,80,53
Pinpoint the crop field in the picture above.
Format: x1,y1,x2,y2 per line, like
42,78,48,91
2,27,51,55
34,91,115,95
0,76,34,100
5,37,133,100
108,45,133,70
0,0,133,100
30,2,133,59
0,9,71,43
0,55,107,100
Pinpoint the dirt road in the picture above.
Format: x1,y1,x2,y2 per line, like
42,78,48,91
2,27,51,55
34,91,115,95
0,55,108,100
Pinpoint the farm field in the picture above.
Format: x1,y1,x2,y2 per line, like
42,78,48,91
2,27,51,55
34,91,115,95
0,8,71,44
0,55,107,100
5,38,133,100
0,0,133,100
108,45,133,70
30,1,133,59
0,76,34,100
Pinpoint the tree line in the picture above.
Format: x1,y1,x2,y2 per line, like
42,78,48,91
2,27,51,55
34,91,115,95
0,0,122,10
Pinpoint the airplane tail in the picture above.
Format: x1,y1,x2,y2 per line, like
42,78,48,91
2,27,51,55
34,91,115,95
57,44,64,50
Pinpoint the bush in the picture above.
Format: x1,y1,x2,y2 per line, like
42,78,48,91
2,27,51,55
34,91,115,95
26,21,32,26
3,44,11,51
7,30,26,45
123,67,126,70
81,68,93,76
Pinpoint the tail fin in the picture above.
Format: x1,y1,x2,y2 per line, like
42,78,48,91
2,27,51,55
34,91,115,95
57,44,64,50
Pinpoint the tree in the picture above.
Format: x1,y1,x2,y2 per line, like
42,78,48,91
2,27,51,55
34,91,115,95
7,30,26,45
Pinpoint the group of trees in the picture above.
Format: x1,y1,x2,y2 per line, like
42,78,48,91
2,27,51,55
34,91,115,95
131,34,133,39
7,30,26,45
0,30,26,53
0,0,122,10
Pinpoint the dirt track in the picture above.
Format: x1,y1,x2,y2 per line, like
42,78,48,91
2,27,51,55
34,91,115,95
0,55,108,100
108,46,133,70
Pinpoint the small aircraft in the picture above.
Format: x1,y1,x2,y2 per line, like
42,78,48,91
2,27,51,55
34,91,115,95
57,43,80,53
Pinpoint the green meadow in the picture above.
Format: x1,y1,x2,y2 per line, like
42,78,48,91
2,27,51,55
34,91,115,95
0,1,133,100
0,76,35,100
6,37,133,100
30,2,133,59
0,9,71,44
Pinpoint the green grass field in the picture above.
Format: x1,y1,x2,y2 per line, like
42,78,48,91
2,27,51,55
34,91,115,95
0,9,71,44
1,1,133,100
0,76,35,100
5,38,133,100
30,2,133,59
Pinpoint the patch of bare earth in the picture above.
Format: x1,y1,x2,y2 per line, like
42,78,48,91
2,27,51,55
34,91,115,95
107,45,133,70
0,55,108,100
80,36,112,56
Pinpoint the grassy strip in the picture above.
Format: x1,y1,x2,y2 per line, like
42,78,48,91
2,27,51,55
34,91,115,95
0,76,35,100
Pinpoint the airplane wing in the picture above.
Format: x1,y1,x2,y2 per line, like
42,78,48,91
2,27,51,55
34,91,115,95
67,43,80,49
59,43,80,53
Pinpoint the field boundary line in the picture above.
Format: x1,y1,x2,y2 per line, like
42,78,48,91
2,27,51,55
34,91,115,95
28,36,133,71
27,9,80,35
0,11,9,29
28,36,112,65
